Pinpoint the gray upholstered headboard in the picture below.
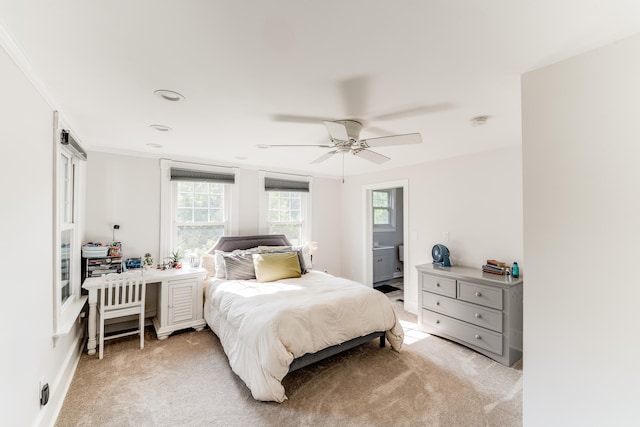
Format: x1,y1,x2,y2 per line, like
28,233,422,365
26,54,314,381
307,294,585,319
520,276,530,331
209,234,292,253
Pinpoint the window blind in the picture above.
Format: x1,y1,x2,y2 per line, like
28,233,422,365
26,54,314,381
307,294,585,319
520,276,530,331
60,130,87,161
170,168,235,183
264,177,309,192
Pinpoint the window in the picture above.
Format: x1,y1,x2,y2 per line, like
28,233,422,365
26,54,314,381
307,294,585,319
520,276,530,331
373,189,395,229
53,123,87,339
174,180,226,258
59,150,75,305
161,161,237,264
260,174,312,246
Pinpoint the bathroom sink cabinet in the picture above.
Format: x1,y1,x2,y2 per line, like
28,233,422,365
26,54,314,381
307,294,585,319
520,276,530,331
373,247,395,283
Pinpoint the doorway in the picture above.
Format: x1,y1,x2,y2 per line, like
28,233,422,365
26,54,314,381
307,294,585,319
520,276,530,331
363,180,409,308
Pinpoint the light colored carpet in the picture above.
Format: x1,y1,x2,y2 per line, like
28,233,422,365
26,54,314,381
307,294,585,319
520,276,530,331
55,304,522,427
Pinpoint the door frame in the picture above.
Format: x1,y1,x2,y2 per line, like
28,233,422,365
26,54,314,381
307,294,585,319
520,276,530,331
362,179,409,291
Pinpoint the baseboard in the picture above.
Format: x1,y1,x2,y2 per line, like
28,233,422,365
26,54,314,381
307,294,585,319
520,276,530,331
392,271,404,279
36,325,85,427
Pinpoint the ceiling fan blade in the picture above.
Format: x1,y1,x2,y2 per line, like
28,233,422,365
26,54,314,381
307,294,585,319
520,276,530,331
310,151,338,164
272,114,334,124
262,144,332,148
370,102,455,121
323,121,350,141
338,75,371,117
354,149,390,164
362,133,422,148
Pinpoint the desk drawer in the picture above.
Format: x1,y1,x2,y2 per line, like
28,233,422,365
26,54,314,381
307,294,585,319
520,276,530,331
421,309,503,355
421,274,456,298
457,281,503,310
422,292,503,333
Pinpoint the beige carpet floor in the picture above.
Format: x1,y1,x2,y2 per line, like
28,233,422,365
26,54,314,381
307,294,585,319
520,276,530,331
55,303,522,427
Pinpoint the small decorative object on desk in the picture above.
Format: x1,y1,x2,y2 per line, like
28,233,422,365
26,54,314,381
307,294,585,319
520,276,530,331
108,241,122,257
482,259,508,275
143,253,153,270
512,262,519,278
171,249,182,269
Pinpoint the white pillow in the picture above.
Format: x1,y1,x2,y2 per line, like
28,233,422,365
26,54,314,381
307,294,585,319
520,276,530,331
201,253,216,278
294,244,313,269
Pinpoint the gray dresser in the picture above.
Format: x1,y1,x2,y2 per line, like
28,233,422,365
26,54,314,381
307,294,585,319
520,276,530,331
416,264,523,366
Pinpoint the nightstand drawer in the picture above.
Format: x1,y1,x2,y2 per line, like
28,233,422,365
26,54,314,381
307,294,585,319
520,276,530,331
421,274,456,298
421,310,503,355
422,292,503,333
457,281,503,310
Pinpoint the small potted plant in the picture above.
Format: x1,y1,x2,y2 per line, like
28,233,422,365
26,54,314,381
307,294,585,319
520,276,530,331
171,249,182,269
143,253,153,271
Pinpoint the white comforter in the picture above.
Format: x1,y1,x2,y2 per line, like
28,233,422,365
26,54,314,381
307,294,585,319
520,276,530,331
203,270,404,402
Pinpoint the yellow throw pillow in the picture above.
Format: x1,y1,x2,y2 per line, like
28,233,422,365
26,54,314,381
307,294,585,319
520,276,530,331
252,252,302,282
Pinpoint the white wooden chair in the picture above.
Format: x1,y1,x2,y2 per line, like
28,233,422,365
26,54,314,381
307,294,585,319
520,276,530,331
98,271,146,359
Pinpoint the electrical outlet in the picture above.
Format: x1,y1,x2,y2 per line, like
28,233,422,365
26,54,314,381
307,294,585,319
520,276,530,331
39,378,49,406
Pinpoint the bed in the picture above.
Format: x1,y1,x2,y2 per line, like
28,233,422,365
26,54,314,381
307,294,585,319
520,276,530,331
202,234,404,402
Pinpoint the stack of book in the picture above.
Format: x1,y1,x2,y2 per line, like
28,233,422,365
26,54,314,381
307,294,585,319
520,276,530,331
482,259,509,275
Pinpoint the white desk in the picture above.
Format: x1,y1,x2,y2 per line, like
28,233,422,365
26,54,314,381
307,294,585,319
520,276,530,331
83,267,207,356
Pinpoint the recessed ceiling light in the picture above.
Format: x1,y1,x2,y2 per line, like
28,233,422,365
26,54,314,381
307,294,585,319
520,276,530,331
235,156,248,161
150,124,172,132
154,89,185,102
257,144,269,149
470,115,491,126
146,143,163,148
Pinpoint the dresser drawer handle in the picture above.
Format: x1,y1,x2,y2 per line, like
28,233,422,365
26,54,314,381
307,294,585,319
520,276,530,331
436,301,440,306
435,320,440,324
436,283,441,287
475,334,481,340
474,313,481,318
475,291,482,297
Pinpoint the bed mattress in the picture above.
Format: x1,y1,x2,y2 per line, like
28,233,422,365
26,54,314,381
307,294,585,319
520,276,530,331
203,270,404,402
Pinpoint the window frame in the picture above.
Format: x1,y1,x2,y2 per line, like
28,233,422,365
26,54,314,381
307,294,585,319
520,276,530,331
53,120,87,340
160,160,238,264
259,171,312,246
372,189,396,231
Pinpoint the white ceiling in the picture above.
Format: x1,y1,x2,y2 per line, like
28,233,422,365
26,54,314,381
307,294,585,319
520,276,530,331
2,1,640,178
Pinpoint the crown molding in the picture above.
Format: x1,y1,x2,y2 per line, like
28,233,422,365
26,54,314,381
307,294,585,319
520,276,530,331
0,21,58,110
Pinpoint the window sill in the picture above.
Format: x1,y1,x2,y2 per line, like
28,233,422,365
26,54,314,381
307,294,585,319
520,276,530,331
53,295,88,339
373,227,396,233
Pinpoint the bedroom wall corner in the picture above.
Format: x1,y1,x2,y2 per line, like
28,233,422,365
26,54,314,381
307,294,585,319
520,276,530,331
522,32,640,426
0,44,84,427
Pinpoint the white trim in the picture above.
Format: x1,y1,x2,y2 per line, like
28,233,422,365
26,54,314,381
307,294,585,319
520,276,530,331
362,179,409,292
160,159,238,260
52,112,85,341
258,171,313,244
0,22,57,110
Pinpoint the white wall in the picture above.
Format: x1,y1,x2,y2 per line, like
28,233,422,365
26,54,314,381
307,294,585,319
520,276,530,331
84,152,343,274
0,47,85,426
85,153,161,262
522,33,640,426
339,146,524,314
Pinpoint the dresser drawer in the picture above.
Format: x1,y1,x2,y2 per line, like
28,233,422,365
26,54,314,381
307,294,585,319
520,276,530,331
421,274,456,298
457,281,503,310
421,309,503,355
422,292,503,333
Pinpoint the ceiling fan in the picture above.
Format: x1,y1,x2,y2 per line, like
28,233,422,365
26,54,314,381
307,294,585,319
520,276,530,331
262,75,452,165
259,119,422,164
